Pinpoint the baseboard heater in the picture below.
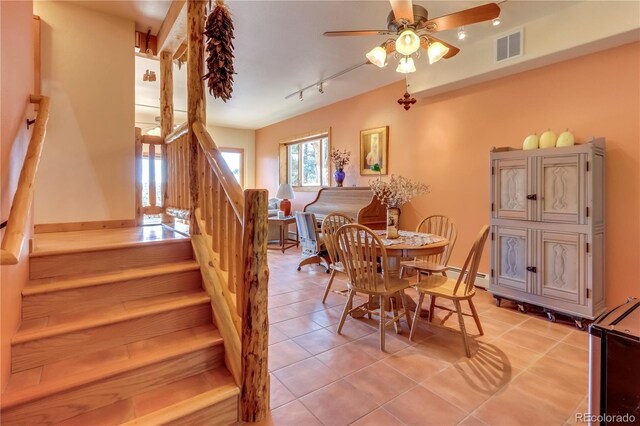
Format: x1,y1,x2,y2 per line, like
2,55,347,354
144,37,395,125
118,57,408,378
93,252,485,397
446,267,490,289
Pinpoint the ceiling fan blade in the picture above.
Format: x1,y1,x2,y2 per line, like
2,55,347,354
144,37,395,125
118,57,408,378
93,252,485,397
425,3,500,32
324,30,392,37
389,0,414,23
420,36,460,59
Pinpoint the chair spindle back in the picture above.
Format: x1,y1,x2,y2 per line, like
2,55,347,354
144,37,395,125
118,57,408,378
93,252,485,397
321,213,354,266
415,215,458,265
452,225,490,296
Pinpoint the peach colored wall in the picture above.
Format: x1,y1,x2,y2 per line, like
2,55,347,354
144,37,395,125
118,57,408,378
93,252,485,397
256,42,640,308
0,0,35,391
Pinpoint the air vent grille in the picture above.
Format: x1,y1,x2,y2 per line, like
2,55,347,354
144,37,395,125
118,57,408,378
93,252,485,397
496,29,523,62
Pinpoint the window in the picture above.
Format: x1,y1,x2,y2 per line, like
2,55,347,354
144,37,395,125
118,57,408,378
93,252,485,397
280,130,330,189
220,147,244,187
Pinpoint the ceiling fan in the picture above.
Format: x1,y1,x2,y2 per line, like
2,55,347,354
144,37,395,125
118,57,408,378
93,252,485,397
324,0,501,73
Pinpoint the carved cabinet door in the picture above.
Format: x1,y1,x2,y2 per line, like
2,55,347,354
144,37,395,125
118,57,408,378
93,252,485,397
538,154,585,224
536,231,585,304
493,226,533,293
493,158,533,221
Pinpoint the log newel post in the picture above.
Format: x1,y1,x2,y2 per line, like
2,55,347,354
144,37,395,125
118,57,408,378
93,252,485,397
187,0,206,233
240,189,270,422
159,50,174,225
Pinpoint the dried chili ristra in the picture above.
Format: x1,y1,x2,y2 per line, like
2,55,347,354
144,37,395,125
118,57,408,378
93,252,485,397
202,0,235,102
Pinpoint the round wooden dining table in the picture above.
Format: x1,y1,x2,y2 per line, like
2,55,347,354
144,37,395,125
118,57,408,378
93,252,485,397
376,231,449,279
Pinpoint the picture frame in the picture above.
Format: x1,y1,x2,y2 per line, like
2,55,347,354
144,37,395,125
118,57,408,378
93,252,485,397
360,126,388,175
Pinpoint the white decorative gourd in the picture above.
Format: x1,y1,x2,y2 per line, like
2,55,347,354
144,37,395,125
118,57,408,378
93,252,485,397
557,129,575,147
539,129,557,149
523,133,539,150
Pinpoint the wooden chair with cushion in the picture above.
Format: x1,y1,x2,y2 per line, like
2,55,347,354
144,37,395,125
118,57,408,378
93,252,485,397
294,211,330,273
334,224,413,351
320,212,354,303
409,225,490,358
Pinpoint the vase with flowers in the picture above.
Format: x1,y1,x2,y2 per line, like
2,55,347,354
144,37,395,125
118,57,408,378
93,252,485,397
370,175,430,238
330,148,350,187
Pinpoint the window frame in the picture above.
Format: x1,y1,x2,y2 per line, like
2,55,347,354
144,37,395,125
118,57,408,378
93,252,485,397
279,128,331,192
219,147,245,188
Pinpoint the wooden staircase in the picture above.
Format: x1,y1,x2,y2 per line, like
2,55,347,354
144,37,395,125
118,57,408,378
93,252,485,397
0,227,239,425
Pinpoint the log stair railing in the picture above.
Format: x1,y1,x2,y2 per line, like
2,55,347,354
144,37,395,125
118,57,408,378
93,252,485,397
1,95,49,265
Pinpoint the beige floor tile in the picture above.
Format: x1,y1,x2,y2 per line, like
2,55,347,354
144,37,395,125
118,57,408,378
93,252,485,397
345,360,417,405
518,317,574,341
267,400,322,426
270,374,296,409
411,330,471,361
305,305,348,327
350,408,404,426
269,325,289,345
499,327,559,354
351,332,411,360
546,342,589,371
562,330,589,349
382,346,450,383
268,305,301,324
457,415,489,426
273,357,339,397
384,384,468,425
269,339,312,371
300,380,379,426
293,328,351,355
275,316,324,338
316,341,379,377
527,355,588,395
479,338,544,370
478,306,529,326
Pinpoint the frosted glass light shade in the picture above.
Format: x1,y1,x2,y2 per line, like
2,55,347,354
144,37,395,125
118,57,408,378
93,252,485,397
365,46,387,68
395,56,416,74
276,183,295,200
428,42,449,64
395,30,420,56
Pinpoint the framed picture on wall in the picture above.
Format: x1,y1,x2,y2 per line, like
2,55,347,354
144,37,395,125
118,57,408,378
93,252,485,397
360,126,388,175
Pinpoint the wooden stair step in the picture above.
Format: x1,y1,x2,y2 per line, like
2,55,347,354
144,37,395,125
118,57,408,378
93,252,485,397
29,238,194,280
1,326,225,425
12,291,212,372
22,261,202,320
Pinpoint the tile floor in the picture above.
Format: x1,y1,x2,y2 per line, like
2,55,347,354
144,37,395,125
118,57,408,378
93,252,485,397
258,247,590,426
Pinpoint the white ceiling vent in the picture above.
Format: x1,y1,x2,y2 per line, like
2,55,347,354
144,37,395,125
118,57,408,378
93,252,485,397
496,28,523,62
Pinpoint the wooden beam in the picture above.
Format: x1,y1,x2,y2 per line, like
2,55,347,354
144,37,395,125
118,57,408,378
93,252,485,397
187,0,206,232
157,0,188,55
160,51,174,224
240,189,270,422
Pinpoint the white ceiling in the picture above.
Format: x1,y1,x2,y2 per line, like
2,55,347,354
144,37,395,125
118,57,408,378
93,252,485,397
119,1,636,130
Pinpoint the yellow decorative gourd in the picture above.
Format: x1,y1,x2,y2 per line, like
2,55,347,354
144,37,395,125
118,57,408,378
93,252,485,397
556,129,575,147
523,133,539,150
539,129,557,149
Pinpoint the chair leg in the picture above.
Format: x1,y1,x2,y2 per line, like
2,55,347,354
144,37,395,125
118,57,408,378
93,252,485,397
428,295,436,322
390,296,400,334
454,300,471,358
337,290,354,335
400,289,412,330
367,295,372,319
400,266,406,278
409,292,425,342
379,295,386,352
321,269,336,304
469,298,483,336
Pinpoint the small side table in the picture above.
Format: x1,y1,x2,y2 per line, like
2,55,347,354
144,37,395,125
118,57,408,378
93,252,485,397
268,216,299,253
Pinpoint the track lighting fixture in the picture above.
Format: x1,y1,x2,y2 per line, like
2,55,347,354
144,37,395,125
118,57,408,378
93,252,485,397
457,27,466,40
318,82,324,94
299,91,303,102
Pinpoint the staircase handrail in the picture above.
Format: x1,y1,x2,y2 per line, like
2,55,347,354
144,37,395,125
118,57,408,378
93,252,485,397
1,95,50,265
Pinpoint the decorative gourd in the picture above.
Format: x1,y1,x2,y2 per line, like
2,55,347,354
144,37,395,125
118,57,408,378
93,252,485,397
539,129,557,149
556,129,575,147
523,133,539,150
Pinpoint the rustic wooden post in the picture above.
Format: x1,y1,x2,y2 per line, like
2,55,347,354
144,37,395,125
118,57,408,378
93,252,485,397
241,189,270,422
134,127,143,226
187,0,206,233
159,50,174,225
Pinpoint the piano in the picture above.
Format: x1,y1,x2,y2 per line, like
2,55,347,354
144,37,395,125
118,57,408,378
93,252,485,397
303,187,386,230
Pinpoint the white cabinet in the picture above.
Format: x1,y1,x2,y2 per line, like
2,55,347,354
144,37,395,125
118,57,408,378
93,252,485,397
489,140,606,322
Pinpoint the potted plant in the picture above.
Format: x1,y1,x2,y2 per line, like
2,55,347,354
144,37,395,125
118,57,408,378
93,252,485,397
370,175,430,238
330,148,350,187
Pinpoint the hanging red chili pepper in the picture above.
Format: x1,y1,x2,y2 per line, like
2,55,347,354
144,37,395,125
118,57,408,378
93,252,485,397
203,0,235,102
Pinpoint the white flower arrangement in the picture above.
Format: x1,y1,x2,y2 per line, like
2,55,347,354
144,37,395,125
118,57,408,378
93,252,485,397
369,175,430,208
330,148,351,170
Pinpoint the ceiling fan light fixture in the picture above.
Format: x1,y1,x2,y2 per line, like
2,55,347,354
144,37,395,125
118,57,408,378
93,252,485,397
366,46,388,68
396,56,416,74
395,29,420,56
492,17,501,26
457,27,467,41
427,42,450,64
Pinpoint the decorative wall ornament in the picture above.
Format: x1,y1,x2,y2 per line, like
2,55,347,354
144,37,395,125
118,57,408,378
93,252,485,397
203,0,235,102
397,91,417,110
